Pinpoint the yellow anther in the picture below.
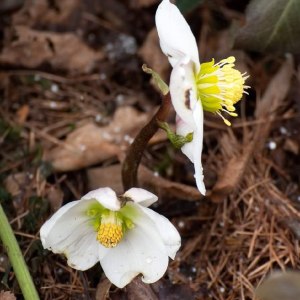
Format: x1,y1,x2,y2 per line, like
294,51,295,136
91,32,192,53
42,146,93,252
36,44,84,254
196,56,249,125
97,223,123,248
224,119,231,126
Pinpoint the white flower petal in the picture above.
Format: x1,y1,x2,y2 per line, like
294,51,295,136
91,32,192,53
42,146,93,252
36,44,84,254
175,95,205,195
81,187,120,211
40,201,79,247
191,100,206,195
40,199,101,270
138,206,181,259
123,188,158,207
176,116,195,162
155,0,200,69
100,225,168,288
169,57,197,127
65,225,108,271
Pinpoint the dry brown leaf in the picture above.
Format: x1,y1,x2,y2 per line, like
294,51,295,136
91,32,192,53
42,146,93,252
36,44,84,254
13,0,81,29
255,271,300,300
210,143,254,203
4,172,29,197
126,278,158,300
0,0,23,13
0,26,103,74
95,278,112,300
139,165,202,200
88,164,202,200
139,28,169,83
45,186,64,212
255,55,294,119
16,104,29,124
46,107,149,172
284,138,299,155
0,291,16,300
88,165,124,194
210,56,294,202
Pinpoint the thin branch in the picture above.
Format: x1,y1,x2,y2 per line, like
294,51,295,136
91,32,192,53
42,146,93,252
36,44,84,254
122,93,171,190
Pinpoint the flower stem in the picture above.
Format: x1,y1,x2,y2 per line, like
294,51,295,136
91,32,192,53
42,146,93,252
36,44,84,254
122,93,172,190
0,203,40,300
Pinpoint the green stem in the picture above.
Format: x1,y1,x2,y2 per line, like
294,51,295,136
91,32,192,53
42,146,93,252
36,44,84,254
0,203,40,300
122,93,172,190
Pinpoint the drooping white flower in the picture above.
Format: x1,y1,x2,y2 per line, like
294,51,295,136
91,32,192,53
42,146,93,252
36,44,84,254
40,187,181,288
155,0,249,195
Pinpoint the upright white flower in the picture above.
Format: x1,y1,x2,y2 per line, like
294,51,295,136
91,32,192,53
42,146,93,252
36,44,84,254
40,187,181,288
155,0,249,195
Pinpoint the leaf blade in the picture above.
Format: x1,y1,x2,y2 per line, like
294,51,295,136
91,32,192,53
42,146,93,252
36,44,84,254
234,0,300,54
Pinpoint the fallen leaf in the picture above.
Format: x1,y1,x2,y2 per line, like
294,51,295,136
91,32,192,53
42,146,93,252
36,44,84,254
284,138,299,155
255,55,294,120
0,0,23,13
4,172,29,196
46,107,149,172
16,104,29,124
0,26,103,74
153,279,205,300
88,165,124,194
210,142,254,203
0,291,16,300
12,0,82,30
126,278,158,300
234,0,300,54
88,164,202,201
255,271,300,300
95,277,112,300
45,185,64,212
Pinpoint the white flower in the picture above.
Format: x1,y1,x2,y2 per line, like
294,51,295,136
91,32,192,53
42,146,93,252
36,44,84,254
155,0,249,195
40,187,181,288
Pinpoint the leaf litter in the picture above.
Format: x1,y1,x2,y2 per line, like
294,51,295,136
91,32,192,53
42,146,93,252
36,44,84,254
0,0,300,299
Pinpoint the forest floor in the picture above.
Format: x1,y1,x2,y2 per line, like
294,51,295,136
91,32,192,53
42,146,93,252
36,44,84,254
0,0,300,299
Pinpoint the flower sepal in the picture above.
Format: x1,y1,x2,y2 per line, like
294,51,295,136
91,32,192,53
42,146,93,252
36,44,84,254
142,64,169,95
158,121,193,149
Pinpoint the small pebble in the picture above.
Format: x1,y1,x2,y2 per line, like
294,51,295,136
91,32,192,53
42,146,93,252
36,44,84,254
100,73,107,80
50,101,57,109
280,126,288,135
95,114,102,122
178,221,185,228
51,84,59,93
34,74,41,81
268,141,277,150
116,94,125,104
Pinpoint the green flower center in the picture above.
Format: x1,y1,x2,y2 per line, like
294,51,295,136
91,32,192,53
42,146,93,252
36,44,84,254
86,202,136,248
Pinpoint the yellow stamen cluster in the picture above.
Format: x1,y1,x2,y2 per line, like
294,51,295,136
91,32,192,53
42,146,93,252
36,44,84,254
195,56,249,126
97,222,123,248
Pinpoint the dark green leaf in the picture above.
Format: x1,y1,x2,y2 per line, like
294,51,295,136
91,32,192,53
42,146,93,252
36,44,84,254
234,0,300,54
176,0,204,13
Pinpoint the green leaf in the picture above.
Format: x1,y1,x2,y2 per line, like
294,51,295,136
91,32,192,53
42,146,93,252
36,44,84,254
176,0,204,13
234,0,300,54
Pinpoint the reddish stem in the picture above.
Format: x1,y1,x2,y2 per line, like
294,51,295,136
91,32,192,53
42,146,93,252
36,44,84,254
122,93,171,190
